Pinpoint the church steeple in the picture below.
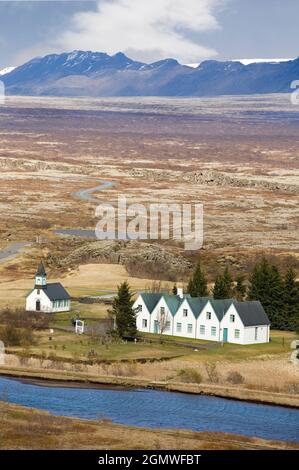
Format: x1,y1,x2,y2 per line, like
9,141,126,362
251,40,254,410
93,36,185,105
35,261,47,288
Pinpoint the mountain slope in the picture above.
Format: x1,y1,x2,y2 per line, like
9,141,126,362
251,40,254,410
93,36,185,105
0,67,16,76
2,51,299,97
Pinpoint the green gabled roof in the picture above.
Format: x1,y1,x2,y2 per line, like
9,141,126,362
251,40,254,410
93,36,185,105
163,294,183,316
207,299,234,321
140,293,163,313
185,297,209,319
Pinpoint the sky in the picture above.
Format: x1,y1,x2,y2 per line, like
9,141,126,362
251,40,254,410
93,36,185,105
0,0,298,68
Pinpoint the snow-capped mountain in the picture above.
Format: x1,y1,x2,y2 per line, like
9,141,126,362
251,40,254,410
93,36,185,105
0,66,16,76
2,51,299,97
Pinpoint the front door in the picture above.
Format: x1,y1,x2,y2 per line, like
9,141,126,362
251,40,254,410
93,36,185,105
36,300,41,311
223,328,228,343
154,320,159,334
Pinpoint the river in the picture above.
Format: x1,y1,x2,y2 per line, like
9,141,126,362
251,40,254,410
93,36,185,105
0,377,298,443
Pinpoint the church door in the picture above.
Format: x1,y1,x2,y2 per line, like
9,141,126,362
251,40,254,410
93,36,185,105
36,300,41,311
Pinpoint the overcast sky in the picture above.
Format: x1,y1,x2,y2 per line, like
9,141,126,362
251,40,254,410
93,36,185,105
0,0,298,68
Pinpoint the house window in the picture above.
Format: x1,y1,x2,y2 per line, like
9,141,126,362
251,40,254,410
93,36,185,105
255,327,258,340
160,307,165,315
142,319,148,328
165,321,171,331
211,326,217,336
138,304,142,312
200,325,205,335
37,289,40,294
235,329,240,339
176,323,182,333
183,309,188,317
187,324,193,334
206,312,211,320
230,314,235,323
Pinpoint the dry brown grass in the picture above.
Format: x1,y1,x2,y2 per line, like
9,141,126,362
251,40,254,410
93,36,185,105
0,401,297,450
0,95,299,285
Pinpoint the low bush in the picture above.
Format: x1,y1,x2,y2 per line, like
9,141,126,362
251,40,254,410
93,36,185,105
204,362,220,384
0,324,35,347
226,371,245,385
177,368,202,384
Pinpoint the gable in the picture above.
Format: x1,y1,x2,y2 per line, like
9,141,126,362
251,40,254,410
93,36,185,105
232,301,270,326
140,293,163,313
208,299,233,321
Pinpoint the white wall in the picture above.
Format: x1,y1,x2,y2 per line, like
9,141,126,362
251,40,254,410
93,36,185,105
150,297,174,335
196,301,220,341
134,296,151,333
26,289,71,313
243,325,270,344
221,304,245,344
174,299,197,339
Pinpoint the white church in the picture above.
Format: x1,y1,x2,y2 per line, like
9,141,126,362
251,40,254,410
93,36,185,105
26,261,71,313
133,288,270,345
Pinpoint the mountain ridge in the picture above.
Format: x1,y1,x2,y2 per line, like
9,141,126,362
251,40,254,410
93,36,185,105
2,51,299,97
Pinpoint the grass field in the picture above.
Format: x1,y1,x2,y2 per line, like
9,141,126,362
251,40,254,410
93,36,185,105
6,326,297,364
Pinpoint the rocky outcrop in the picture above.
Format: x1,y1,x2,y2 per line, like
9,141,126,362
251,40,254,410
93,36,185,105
129,168,299,194
62,240,192,281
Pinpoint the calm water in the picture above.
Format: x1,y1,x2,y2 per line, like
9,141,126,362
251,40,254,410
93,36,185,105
0,377,298,443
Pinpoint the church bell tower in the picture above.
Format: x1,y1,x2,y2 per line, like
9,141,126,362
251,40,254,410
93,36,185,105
35,261,47,289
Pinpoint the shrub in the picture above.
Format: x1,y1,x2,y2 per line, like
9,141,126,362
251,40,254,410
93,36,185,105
204,362,220,384
0,308,50,330
226,371,245,385
177,368,202,384
0,324,35,347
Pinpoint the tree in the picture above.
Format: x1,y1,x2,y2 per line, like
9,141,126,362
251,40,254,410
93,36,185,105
247,257,284,329
283,267,299,331
156,308,170,340
172,284,178,295
108,282,137,338
187,261,208,297
234,274,247,301
213,266,233,299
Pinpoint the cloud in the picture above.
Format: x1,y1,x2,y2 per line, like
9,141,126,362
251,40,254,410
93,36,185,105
55,0,225,63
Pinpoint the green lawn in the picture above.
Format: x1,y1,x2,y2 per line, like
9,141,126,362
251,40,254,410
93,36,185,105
18,329,191,362
141,330,297,363
10,328,296,364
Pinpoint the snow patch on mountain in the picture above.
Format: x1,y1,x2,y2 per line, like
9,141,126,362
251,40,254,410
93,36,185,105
0,67,16,76
234,58,294,65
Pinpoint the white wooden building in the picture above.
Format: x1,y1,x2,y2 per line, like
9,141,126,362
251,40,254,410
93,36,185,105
26,261,71,313
133,289,270,345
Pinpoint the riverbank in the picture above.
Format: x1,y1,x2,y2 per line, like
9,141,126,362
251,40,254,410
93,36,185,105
1,401,297,450
1,364,298,409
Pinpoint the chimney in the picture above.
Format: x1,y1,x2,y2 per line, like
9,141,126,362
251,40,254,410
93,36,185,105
177,287,184,299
